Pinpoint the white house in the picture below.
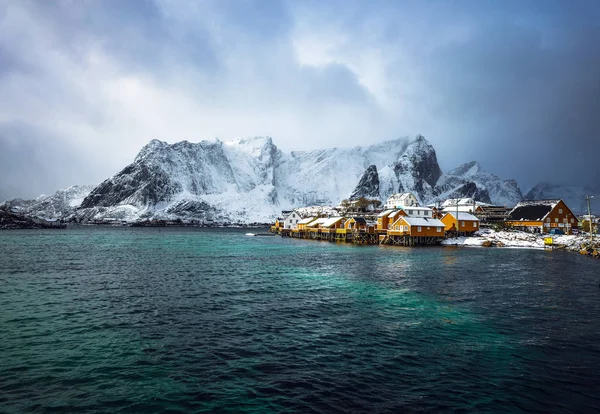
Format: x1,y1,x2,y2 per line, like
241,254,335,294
283,210,302,229
385,193,419,210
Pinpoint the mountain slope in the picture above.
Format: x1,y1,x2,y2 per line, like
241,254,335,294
8,135,524,224
524,183,594,214
77,136,413,223
431,161,522,206
0,185,95,219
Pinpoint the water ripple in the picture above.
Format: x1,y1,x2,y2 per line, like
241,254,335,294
1,227,599,412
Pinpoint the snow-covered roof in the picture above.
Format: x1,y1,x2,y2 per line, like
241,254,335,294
401,207,432,211
298,217,316,225
394,217,445,227
514,199,560,208
386,192,417,202
306,218,328,227
507,200,567,221
442,198,480,207
441,205,480,213
282,210,298,220
388,210,403,219
377,209,395,217
443,212,480,221
321,217,344,227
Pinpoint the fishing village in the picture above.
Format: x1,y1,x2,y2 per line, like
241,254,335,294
269,193,600,258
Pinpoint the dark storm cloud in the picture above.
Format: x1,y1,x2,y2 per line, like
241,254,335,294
0,0,598,200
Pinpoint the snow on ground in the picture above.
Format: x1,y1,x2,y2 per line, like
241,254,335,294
442,228,593,250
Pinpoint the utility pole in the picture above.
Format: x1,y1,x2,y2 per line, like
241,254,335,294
456,197,459,236
586,195,594,242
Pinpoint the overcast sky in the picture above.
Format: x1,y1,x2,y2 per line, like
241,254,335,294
1,0,599,200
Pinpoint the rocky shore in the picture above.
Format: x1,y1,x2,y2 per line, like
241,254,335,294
0,210,41,230
442,228,600,259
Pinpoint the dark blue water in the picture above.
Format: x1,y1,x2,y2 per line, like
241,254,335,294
1,227,599,413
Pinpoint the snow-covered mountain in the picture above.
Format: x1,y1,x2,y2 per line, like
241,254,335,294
430,161,523,207
72,135,523,223
1,135,527,224
77,136,412,223
524,183,594,214
350,165,380,200
0,185,95,219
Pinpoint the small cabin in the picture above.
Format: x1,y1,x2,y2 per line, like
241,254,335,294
377,210,395,231
386,210,406,229
320,217,345,232
505,199,577,234
345,217,367,231
388,217,445,237
441,212,480,234
283,210,302,229
297,217,316,231
306,217,328,231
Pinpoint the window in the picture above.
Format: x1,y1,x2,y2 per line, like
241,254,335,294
555,218,558,223
559,208,563,214
404,225,408,232
546,218,550,223
461,221,465,227
417,226,422,232
427,226,430,230
437,227,442,233
409,210,413,215
424,211,429,216
571,218,575,223
474,222,478,228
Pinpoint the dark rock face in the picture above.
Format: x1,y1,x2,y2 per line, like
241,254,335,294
81,164,179,208
449,182,492,203
350,165,380,200
389,134,443,200
0,210,40,229
433,160,522,206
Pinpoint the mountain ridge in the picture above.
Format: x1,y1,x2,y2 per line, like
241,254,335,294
1,135,534,223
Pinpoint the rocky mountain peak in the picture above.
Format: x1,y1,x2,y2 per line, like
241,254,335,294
448,161,482,177
350,165,380,200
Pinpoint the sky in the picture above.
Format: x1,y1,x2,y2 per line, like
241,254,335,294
1,0,599,200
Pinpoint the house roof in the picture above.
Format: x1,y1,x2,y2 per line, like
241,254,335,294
441,205,480,213
321,217,344,227
306,218,328,227
298,217,316,225
507,200,561,221
393,217,445,227
442,198,476,207
387,192,415,201
388,210,403,219
282,210,298,220
377,209,395,217
349,217,367,225
443,212,480,221
401,207,432,212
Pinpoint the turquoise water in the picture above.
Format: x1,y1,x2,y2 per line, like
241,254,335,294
1,227,599,412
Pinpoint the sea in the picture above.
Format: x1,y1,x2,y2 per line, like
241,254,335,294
1,226,599,413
